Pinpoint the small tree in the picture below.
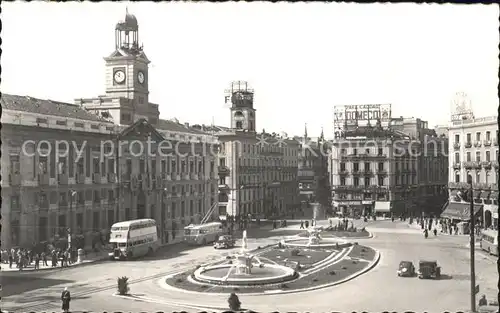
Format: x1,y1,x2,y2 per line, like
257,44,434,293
117,276,130,295
228,292,241,311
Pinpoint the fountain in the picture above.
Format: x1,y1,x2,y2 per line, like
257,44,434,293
282,226,350,249
191,230,297,286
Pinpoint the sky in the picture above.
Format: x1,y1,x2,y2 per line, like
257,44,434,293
2,2,499,138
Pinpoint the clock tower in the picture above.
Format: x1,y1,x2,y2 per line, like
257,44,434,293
225,81,256,132
104,10,154,117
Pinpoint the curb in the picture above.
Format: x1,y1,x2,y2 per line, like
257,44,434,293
158,246,380,297
0,255,109,274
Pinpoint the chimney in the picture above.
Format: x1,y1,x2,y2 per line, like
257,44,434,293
184,122,190,127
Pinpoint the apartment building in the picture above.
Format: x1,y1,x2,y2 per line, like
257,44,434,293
446,115,498,228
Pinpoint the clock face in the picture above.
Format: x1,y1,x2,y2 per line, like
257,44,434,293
137,71,145,84
114,70,126,84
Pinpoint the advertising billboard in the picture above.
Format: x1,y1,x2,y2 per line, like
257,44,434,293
225,91,254,108
334,104,391,122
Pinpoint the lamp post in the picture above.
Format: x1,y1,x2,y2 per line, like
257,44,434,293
467,179,476,313
68,189,77,250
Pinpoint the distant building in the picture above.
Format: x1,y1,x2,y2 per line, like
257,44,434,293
1,11,218,249
192,81,300,220
329,107,448,217
295,125,331,218
445,115,498,229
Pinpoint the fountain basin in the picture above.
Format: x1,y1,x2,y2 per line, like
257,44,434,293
282,238,351,249
193,263,297,286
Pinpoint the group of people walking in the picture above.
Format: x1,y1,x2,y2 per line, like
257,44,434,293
1,247,77,271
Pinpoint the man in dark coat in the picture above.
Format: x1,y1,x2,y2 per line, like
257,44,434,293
61,287,71,312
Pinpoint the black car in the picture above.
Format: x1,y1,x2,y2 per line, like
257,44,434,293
397,260,415,277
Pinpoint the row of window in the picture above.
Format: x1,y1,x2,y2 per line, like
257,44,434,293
340,162,387,171
220,140,298,157
453,149,499,163
340,148,387,156
454,130,498,143
340,176,385,186
453,171,497,184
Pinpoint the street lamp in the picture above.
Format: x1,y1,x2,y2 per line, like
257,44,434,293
467,177,477,313
68,189,77,250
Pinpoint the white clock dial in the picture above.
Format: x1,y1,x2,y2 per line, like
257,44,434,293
114,70,126,84
137,71,145,84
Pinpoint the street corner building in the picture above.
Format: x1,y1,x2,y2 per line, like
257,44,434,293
444,113,498,230
329,112,448,218
191,81,301,221
0,10,219,250
294,125,331,219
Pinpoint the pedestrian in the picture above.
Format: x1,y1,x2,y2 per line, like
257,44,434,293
300,221,304,229
34,253,40,270
41,251,48,266
433,228,437,236
52,251,57,267
305,220,309,228
8,253,13,269
479,295,487,306
61,287,71,313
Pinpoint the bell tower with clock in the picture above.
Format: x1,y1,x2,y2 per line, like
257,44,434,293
102,9,159,123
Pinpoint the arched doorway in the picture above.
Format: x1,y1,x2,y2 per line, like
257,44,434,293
484,210,492,229
137,192,146,219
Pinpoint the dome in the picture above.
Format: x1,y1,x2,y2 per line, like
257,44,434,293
125,12,138,29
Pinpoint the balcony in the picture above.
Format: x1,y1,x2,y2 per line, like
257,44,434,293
107,173,116,183
363,169,373,175
9,173,21,186
218,184,230,192
462,161,475,169
448,182,469,189
483,140,492,147
121,173,131,182
453,142,461,150
492,161,499,168
76,173,85,184
182,173,190,180
352,169,361,175
376,169,387,175
190,173,198,180
58,174,69,185
464,142,472,148
473,141,482,148
218,165,230,176
481,161,492,169
162,173,171,181
92,173,101,184
339,169,349,175
38,173,49,185
453,162,461,170
39,200,49,210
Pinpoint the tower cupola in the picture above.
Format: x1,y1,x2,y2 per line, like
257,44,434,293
115,8,141,52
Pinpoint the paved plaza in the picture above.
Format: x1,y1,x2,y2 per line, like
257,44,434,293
2,219,497,312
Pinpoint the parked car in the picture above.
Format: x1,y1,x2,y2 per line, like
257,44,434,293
214,235,236,249
417,260,441,279
397,260,415,277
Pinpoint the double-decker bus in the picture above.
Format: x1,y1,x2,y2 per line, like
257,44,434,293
109,219,159,260
183,222,223,245
479,229,498,256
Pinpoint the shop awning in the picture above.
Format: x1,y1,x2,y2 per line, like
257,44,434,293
490,192,499,200
473,190,481,199
480,191,491,199
440,202,483,220
374,201,391,213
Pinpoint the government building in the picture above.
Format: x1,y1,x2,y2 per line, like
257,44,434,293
192,81,301,220
1,11,218,249
329,104,448,218
445,112,498,229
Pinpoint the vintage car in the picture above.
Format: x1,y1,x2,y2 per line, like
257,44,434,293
214,235,236,249
417,260,441,279
397,260,415,277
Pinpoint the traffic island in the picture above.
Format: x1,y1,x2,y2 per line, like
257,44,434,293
297,228,371,239
164,244,378,294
